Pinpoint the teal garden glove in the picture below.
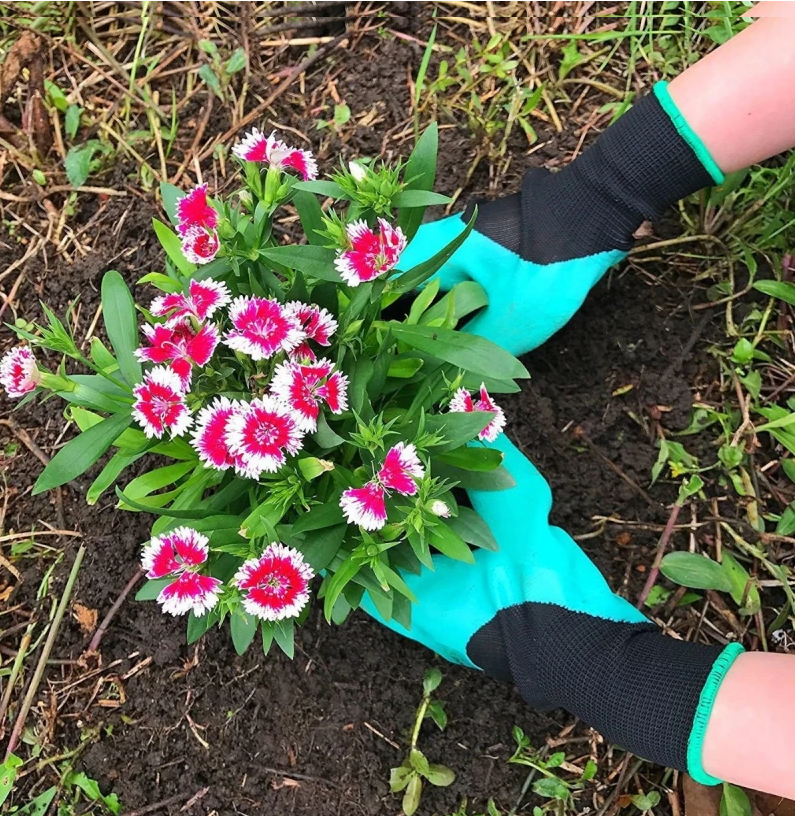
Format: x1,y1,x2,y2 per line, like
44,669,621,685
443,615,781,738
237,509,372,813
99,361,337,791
362,435,743,785
400,82,724,356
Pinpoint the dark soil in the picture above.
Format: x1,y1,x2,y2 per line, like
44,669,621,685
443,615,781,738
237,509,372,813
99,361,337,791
1,30,720,816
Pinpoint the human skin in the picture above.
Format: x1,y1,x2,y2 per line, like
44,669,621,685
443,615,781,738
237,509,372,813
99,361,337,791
668,8,795,173
664,6,795,797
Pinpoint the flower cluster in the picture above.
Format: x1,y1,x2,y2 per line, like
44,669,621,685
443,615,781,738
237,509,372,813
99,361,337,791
4,124,522,656
341,443,425,531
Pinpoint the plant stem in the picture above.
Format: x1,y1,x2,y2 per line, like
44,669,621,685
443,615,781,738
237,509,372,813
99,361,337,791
4,544,86,760
410,692,430,750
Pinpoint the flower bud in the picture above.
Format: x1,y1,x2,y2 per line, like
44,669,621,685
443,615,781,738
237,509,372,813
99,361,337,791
430,500,451,518
349,161,367,183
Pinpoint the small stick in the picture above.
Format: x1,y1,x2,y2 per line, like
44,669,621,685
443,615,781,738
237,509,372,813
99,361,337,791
120,791,195,816
636,502,682,609
5,544,86,760
87,570,144,653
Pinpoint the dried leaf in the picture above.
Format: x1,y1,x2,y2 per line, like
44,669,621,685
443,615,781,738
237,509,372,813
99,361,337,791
72,601,98,634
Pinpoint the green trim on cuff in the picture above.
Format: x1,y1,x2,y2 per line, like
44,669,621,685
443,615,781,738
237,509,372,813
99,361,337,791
686,641,745,785
653,81,725,186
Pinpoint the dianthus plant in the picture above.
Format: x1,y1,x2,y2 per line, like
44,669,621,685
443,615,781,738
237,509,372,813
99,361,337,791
6,125,528,657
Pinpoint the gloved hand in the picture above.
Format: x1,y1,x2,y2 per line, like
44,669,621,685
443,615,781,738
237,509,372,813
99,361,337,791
362,434,742,784
401,82,724,356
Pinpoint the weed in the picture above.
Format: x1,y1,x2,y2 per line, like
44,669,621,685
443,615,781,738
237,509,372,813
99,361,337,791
390,668,455,816
198,39,248,102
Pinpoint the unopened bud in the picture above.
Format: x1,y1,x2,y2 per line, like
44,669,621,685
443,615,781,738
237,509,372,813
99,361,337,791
431,500,451,518
349,161,367,183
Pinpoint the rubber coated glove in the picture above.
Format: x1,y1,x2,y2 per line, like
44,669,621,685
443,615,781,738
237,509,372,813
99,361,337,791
401,82,724,356
362,434,742,786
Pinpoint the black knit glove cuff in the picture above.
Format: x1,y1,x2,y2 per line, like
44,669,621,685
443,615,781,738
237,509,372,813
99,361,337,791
465,85,721,264
467,601,740,776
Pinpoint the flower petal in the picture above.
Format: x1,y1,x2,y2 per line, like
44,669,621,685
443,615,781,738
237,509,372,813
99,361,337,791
0,346,38,398
340,482,387,531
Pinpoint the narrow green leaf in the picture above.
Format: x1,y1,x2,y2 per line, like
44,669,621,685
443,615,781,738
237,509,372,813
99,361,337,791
400,123,438,240
660,552,733,592
153,218,196,276
159,182,185,225
390,209,475,295
421,281,487,326
447,507,498,551
753,279,795,306
432,462,516,491
119,461,195,507
722,551,761,614
391,322,528,380
273,619,295,658
136,577,170,601
33,412,133,494
259,245,341,282
323,553,362,622
292,500,344,534
230,611,258,655
428,524,474,563
114,485,220,519
392,190,451,208
65,104,82,139
423,412,495,452
439,446,503,472
293,189,325,245
292,179,348,198
187,609,213,644
87,449,144,505
101,270,142,386
312,413,346,448
300,524,347,571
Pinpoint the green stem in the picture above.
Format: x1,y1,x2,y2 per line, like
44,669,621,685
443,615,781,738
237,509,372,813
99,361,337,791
410,693,430,750
74,351,133,392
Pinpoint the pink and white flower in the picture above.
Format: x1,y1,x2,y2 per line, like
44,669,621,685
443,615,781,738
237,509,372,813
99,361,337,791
225,296,304,360
431,500,451,518
136,321,219,388
232,128,318,180
340,481,387,531
334,218,407,287
0,346,39,398
181,226,220,265
377,442,424,496
150,278,231,327
132,366,192,439
175,184,218,236
270,360,348,432
140,526,221,617
234,543,314,621
448,383,506,443
225,395,304,479
191,396,242,471
284,301,337,362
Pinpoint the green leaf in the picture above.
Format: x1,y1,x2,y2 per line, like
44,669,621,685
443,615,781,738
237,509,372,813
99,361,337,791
115,485,221,519
388,357,424,378
87,449,144,504
64,771,121,814
660,552,733,592
16,785,57,816
34,412,133,494
428,524,474,563
390,323,528,380
159,181,185,225
137,271,183,293
676,473,704,505
427,700,447,730
312,413,346,448
187,610,213,644
225,47,248,75
0,754,22,807
423,667,442,695
559,39,585,79
533,777,569,801
721,783,752,816
292,179,348,198
409,749,430,776
230,611,258,655
421,281,487,326
136,577,170,601
65,141,101,187
293,190,325,245
753,279,795,306
390,766,412,793
390,209,475,295
323,553,363,622
299,524,346,572
399,123,438,240
392,190,451,208
439,447,503,472
101,270,143,386
259,245,341,282
199,63,223,99
293,500,344,534
119,461,195,508
65,104,82,139
722,551,761,614
423,412,495,452
447,507,498,551
403,774,422,816
432,462,516,491
273,619,295,658
424,763,455,787
153,218,196,276
631,792,661,812
407,278,440,325
777,501,795,535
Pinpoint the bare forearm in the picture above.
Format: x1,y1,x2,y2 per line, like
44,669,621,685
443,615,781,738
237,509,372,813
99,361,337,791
669,14,795,173
702,652,795,798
